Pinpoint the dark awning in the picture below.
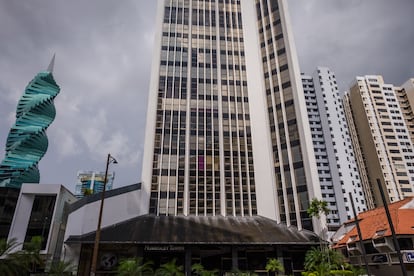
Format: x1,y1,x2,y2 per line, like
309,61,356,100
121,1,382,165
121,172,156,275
66,215,320,245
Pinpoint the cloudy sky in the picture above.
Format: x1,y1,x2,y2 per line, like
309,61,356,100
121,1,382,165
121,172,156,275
0,0,413,193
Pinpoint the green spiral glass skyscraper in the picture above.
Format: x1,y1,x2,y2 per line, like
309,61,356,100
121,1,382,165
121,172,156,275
0,57,60,188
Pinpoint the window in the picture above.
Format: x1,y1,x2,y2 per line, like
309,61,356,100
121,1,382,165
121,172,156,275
24,195,56,250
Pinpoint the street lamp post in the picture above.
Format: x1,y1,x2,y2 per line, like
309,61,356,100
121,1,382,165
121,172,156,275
90,153,117,276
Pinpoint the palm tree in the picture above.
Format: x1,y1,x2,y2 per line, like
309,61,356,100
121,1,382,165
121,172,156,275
265,258,284,275
155,258,184,276
0,236,43,275
0,238,23,275
228,271,258,276
0,238,19,256
191,263,218,276
20,236,43,272
117,257,154,276
48,260,76,275
307,198,329,221
307,199,330,260
304,247,347,276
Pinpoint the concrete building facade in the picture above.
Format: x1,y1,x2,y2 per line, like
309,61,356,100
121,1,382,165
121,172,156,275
64,1,324,274
141,0,322,233
344,75,414,207
302,67,366,233
7,184,76,268
332,197,414,276
396,78,414,146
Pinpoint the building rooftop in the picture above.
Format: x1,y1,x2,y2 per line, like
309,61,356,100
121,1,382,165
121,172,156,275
66,215,320,245
68,183,141,213
334,197,414,247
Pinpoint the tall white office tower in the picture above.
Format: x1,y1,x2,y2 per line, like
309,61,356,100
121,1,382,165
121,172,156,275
302,67,366,233
344,75,414,207
142,0,322,232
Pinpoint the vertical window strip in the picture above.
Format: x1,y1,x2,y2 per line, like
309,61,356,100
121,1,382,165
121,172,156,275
229,0,243,216
257,0,287,223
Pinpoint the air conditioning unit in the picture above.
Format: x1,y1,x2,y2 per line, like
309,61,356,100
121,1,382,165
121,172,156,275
372,236,394,252
347,242,363,255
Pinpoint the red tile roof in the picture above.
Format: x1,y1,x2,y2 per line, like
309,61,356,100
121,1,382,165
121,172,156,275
334,197,414,247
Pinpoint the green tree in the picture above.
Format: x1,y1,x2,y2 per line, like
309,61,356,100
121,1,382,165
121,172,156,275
21,235,43,272
0,238,19,256
191,263,218,276
307,199,330,253
0,236,43,275
265,258,284,275
82,188,94,196
307,198,329,220
155,258,184,276
0,238,22,275
116,257,154,276
26,236,42,261
228,271,258,276
48,260,76,275
304,247,348,276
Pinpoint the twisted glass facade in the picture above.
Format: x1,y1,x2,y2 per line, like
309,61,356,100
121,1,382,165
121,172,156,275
0,69,60,188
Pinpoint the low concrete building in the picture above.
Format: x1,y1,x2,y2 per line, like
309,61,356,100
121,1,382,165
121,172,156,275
63,183,321,275
63,183,147,272
333,197,414,275
7,184,77,268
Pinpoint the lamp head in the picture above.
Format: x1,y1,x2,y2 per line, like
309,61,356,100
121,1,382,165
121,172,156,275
109,154,118,164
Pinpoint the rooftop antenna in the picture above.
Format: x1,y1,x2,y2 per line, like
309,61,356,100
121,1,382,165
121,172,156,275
47,54,56,73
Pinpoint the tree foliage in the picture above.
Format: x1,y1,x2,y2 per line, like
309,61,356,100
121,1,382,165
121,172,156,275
307,199,330,219
265,258,284,275
155,258,184,276
0,238,21,276
304,247,344,273
116,257,154,276
191,263,218,276
302,247,366,276
48,260,76,275
0,236,43,275
82,188,94,196
228,271,258,276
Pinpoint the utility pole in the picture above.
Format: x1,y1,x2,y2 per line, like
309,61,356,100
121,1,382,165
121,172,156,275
376,179,407,276
349,192,371,275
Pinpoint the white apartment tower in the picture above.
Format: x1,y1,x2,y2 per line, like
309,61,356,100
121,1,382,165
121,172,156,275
142,0,322,232
302,67,366,232
396,78,414,146
344,75,414,206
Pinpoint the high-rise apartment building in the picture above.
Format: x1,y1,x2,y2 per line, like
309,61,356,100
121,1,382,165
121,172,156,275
396,78,414,146
74,171,115,198
302,67,366,232
344,75,414,206
343,93,375,209
142,0,322,232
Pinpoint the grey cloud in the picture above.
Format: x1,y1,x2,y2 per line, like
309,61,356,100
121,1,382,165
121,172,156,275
289,0,414,91
0,0,157,191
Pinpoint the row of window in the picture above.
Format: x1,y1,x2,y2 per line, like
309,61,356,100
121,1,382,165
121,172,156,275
164,6,243,29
